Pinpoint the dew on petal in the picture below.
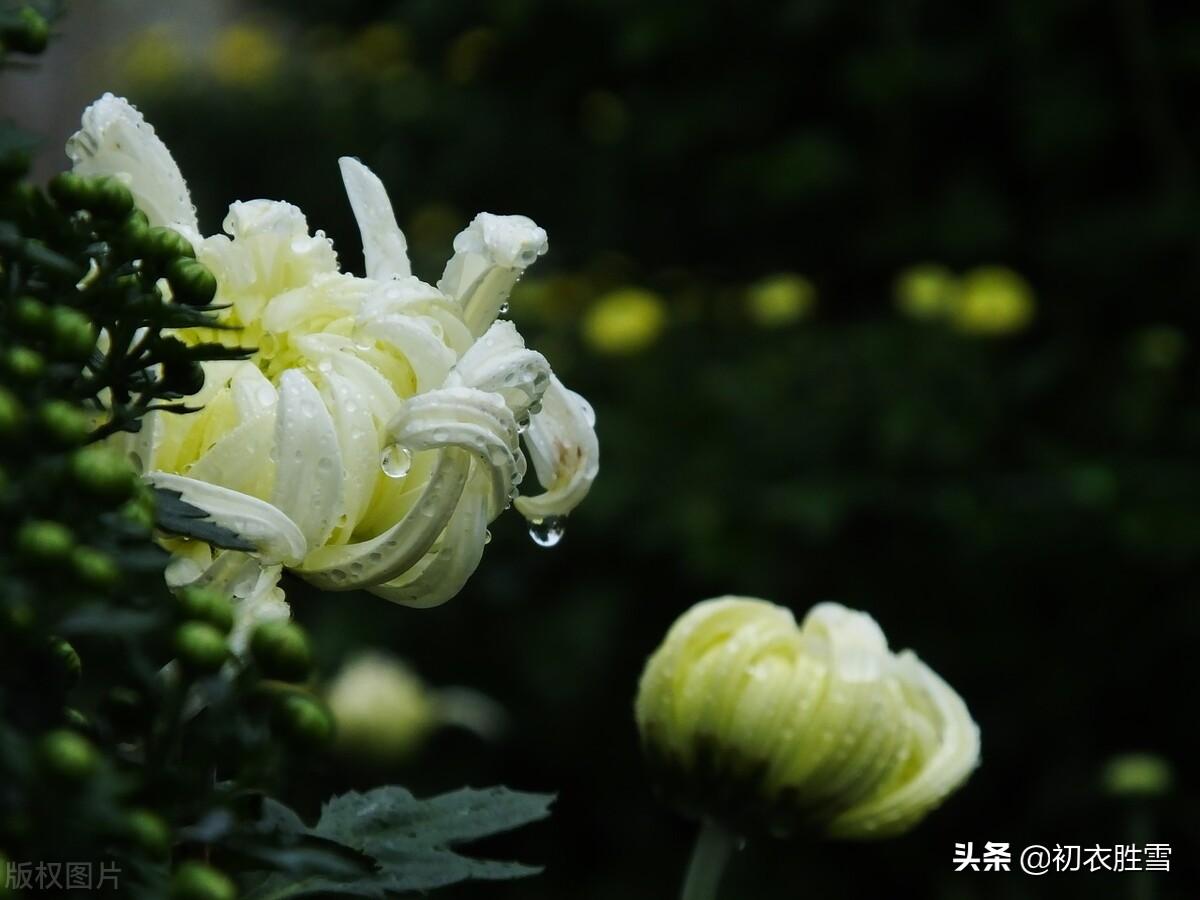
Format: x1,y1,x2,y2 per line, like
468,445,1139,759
380,444,413,479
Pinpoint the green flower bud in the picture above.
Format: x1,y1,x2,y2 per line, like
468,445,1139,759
37,399,91,445
166,258,218,306
170,861,236,900
177,586,234,634
48,172,89,210
71,445,137,502
16,519,74,563
162,360,206,396
635,598,980,839
49,306,97,359
250,621,312,682
38,729,97,781
91,176,134,219
0,387,26,438
9,295,49,334
71,546,121,589
3,7,50,54
173,622,228,675
3,345,44,380
119,489,157,533
125,808,172,860
142,226,195,261
47,636,82,688
275,692,335,747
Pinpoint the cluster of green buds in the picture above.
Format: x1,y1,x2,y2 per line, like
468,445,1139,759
0,122,329,898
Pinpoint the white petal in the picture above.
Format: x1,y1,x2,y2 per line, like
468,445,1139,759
297,448,471,590
513,374,598,521
146,472,307,565
446,320,551,421
67,93,198,231
272,370,344,551
317,369,380,540
358,313,457,394
387,387,520,519
437,213,548,337
368,487,489,609
338,157,412,280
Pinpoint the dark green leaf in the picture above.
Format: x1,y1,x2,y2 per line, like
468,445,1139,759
154,487,256,551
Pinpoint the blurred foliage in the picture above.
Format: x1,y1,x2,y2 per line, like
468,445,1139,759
79,0,1200,897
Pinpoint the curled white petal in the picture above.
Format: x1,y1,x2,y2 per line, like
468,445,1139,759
66,93,198,232
359,313,457,395
146,472,307,565
271,371,345,552
368,487,489,609
339,157,411,280
437,213,548,337
297,449,470,590
446,320,551,421
514,375,599,521
387,387,520,519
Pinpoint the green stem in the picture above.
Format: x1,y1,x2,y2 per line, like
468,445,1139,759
681,820,737,900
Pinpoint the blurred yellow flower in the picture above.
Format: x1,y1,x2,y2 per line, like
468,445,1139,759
445,27,496,85
745,273,816,327
116,26,187,88
326,653,437,762
636,597,980,839
894,264,957,320
949,266,1034,336
582,287,667,355
1102,753,1173,799
212,24,283,88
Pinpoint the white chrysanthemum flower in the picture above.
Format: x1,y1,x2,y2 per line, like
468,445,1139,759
69,94,598,642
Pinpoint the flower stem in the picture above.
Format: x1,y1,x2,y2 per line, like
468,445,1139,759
681,820,737,900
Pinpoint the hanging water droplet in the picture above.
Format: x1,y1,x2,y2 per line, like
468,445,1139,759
498,301,510,316
528,515,565,548
380,444,413,478
483,529,492,545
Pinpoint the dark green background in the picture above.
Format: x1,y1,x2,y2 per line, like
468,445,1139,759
101,0,1200,896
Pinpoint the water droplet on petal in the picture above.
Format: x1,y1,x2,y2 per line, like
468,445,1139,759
380,444,413,478
498,301,510,316
483,529,492,545
528,515,565,548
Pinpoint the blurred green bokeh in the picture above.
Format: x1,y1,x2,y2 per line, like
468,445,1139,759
72,0,1200,896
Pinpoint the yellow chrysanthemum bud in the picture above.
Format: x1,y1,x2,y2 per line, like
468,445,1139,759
894,264,957,321
948,266,1034,336
582,287,667,355
635,597,979,839
745,274,815,328
326,653,437,762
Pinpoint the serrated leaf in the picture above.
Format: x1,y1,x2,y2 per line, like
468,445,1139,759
240,786,553,899
154,487,256,551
